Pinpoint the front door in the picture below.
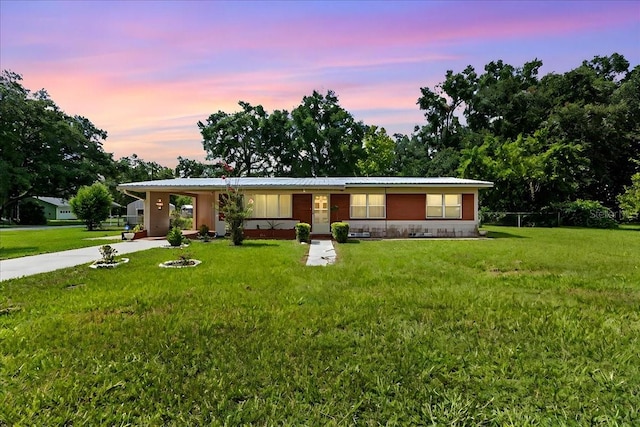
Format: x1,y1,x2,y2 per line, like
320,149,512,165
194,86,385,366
313,194,330,234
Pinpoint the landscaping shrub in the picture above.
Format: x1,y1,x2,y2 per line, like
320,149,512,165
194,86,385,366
198,224,210,236
331,222,349,243
295,222,311,243
198,224,211,242
70,183,112,231
618,172,640,222
557,199,618,229
167,226,185,247
18,199,47,225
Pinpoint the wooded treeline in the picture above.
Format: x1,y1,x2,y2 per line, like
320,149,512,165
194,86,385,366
197,53,639,213
1,53,638,220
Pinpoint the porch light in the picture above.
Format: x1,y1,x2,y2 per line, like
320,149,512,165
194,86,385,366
155,198,164,210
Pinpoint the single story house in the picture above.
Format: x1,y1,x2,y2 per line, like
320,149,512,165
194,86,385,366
33,197,76,220
117,177,493,238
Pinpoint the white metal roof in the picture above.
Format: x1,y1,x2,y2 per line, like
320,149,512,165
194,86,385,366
117,177,493,192
34,197,71,207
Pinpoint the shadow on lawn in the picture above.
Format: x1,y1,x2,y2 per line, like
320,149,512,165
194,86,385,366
0,246,39,258
487,230,529,239
239,241,281,248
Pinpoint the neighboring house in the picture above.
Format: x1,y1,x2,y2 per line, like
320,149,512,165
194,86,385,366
117,177,493,238
126,199,175,225
33,197,77,220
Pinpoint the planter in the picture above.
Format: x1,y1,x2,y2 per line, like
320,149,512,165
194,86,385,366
159,259,201,268
122,230,147,241
90,258,129,269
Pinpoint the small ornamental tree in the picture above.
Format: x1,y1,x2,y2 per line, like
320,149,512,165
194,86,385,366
70,183,112,231
219,163,253,245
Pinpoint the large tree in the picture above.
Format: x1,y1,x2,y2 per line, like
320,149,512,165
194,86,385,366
198,102,271,177
291,90,365,176
357,126,396,176
198,91,367,177
419,53,639,211
0,71,113,218
174,156,220,178
105,154,175,207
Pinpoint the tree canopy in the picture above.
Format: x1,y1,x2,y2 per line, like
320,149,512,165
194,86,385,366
3,53,637,223
411,53,639,212
0,71,114,218
198,90,366,177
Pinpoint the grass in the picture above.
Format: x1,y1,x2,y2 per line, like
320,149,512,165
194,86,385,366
1,227,639,424
0,226,122,259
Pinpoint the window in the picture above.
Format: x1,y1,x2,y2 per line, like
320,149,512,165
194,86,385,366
427,194,461,218
246,194,292,218
350,194,385,218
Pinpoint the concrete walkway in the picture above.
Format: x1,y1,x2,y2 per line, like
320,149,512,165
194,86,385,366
0,239,168,281
306,240,336,266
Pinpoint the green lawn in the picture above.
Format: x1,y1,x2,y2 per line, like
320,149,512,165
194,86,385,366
1,227,639,424
0,227,122,259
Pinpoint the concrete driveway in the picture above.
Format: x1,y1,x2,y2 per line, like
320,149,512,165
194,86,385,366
0,239,168,281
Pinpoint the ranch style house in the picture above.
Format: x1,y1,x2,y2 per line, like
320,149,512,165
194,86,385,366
117,177,493,239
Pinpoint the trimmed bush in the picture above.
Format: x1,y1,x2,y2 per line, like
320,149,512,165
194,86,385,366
198,224,210,237
557,200,618,229
295,222,311,243
70,183,113,231
331,222,350,243
167,226,185,247
198,224,211,242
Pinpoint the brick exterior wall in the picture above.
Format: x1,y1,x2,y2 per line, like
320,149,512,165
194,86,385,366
386,194,426,220
462,193,475,221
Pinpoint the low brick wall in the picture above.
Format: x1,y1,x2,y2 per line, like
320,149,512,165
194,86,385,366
244,229,296,240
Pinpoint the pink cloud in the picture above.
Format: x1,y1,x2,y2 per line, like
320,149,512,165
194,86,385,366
3,0,638,168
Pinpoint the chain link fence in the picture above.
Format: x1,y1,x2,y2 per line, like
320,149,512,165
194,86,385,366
480,209,638,228
480,211,561,227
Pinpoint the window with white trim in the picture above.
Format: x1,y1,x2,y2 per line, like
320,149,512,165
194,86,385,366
426,194,461,218
350,194,385,218
246,194,292,218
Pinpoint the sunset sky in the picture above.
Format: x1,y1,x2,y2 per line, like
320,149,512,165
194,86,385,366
2,0,639,167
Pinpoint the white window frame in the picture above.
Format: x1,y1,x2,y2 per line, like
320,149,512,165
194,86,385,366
350,194,386,219
426,194,461,219
246,194,292,218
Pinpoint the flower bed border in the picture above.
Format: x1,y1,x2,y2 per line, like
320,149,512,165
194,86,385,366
89,258,130,269
159,259,202,269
